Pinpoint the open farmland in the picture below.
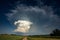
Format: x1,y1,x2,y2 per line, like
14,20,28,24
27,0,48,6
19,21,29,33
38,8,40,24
0,35,60,40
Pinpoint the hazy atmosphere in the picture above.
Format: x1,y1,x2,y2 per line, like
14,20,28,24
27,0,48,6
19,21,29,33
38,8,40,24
0,0,60,35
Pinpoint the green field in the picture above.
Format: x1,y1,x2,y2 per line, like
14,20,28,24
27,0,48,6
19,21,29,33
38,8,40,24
0,35,60,40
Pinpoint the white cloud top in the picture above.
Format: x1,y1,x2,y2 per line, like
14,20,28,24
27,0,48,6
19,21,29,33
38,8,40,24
14,20,32,33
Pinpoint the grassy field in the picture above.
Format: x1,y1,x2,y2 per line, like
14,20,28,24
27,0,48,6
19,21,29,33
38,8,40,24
0,35,60,40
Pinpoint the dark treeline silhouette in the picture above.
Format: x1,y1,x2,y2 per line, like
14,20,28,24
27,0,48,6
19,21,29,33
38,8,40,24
0,34,16,36
50,29,60,36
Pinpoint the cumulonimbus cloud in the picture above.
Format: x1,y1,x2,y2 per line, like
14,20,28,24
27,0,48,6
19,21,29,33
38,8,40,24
14,20,32,33
6,3,60,35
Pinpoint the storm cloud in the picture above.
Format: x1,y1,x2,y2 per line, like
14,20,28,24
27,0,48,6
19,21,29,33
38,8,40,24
6,1,60,35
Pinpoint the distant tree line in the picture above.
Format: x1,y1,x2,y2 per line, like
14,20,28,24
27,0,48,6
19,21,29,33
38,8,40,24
50,29,60,36
0,34,16,36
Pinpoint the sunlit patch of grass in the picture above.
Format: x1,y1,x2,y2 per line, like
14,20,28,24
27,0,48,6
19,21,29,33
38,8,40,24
31,38,60,40
0,35,22,40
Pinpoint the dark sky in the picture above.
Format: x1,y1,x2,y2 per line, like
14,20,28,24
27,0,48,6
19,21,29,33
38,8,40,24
0,0,60,35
